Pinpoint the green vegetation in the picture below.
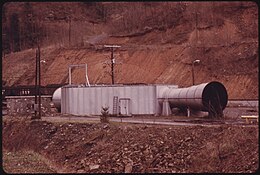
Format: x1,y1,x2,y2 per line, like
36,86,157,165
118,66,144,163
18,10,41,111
3,149,56,173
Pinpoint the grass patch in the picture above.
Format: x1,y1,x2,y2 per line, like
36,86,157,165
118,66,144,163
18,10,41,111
3,149,57,173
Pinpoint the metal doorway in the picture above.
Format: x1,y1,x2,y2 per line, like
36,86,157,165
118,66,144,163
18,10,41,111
119,98,131,116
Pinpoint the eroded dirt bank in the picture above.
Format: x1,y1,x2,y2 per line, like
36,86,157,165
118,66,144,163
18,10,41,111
2,117,259,173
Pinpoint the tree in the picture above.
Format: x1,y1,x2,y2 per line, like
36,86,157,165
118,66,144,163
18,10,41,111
10,13,20,52
23,2,35,48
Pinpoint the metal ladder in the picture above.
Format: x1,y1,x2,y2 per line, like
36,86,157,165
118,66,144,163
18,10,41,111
112,96,119,115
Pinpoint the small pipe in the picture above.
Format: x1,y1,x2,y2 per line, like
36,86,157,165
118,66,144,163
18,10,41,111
85,64,90,87
69,66,72,85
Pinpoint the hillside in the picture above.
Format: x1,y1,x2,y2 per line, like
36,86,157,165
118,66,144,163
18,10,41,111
3,118,259,173
2,2,258,99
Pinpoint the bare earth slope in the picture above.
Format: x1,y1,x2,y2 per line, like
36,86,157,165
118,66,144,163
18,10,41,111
2,2,258,99
2,118,258,173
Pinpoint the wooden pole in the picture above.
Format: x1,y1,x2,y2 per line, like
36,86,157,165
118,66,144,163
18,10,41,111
38,45,41,119
111,47,115,84
33,48,38,119
192,62,195,85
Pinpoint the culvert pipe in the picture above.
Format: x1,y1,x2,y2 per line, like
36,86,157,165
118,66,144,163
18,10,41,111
160,81,228,117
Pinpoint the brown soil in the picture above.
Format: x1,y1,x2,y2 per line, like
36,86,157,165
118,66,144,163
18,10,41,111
2,2,258,99
2,116,258,173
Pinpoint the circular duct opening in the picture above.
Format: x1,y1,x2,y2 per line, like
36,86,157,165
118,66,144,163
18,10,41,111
202,81,228,117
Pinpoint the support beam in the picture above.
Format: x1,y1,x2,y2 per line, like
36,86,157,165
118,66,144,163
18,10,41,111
68,64,90,86
162,99,172,116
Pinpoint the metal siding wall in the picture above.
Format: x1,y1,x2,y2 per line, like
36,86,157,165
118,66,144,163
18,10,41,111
75,88,80,115
106,87,111,108
68,88,71,114
71,88,76,115
108,87,115,114
100,87,105,111
67,88,70,113
117,87,122,97
82,88,86,114
71,88,77,114
61,88,65,113
84,88,90,114
64,88,69,114
148,86,155,114
105,87,110,114
146,86,155,114
64,85,158,115
147,86,153,114
125,87,132,113
86,88,91,114
130,86,137,114
126,86,156,115
124,86,132,114
145,87,149,113
62,88,66,114
68,88,73,114
153,86,158,114
96,87,102,115
75,88,79,115
140,86,146,113
88,88,92,114
78,88,84,115
111,87,115,114
89,88,95,115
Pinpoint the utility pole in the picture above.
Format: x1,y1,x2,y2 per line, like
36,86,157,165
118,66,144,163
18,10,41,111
195,12,198,45
111,47,115,84
104,45,121,84
192,59,201,85
68,17,71,47
32,45,41,119
34,48,38,119
38,44,41,119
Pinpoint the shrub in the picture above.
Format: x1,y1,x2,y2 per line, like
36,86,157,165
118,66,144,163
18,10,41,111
100,106,109,123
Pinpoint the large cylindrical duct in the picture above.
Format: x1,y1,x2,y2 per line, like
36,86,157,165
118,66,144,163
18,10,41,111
52,87,61,112
160,81,228,117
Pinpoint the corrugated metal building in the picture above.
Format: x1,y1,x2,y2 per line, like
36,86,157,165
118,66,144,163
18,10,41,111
61,84,178,116
59,81,228,117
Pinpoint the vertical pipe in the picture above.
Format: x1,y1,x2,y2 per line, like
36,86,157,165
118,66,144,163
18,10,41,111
69,66,72,85
85,64,90,87
111,47,114,84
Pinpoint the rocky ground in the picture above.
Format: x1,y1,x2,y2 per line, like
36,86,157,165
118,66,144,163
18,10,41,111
2,115,258,173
